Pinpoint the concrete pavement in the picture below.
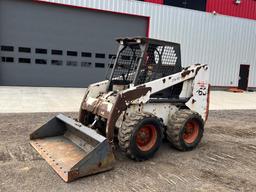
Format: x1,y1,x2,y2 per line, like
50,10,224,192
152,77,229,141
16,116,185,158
0,86,85,113
0,86,255,113
210,90,256,110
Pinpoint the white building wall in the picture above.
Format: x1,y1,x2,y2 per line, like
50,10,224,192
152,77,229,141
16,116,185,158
38,0,256,88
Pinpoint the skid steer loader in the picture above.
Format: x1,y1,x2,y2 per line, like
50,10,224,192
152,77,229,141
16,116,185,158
30,37,210,182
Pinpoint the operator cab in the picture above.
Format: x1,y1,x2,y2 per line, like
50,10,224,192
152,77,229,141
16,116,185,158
107,37,182,96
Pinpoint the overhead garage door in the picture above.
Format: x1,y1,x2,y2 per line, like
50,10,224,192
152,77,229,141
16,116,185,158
0,0,148,87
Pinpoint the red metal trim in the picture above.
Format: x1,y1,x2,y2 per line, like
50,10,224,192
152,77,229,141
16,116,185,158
146,18,150,37
144,0,164,5
206,0,256,20
34,0,150,37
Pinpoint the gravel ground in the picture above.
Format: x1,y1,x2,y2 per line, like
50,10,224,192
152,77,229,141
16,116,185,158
0,110,256,192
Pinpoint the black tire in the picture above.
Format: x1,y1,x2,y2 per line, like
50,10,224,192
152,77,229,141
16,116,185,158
166,110,204,151
118,112,163,161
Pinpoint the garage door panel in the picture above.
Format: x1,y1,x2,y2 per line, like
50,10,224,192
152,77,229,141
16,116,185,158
0,0,147,87
0,63,106,87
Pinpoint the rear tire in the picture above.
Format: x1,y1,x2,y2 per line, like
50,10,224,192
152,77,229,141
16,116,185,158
166,110,204,151
118,112,163,161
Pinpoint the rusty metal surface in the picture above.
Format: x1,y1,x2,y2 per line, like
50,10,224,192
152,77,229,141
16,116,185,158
83,98,97,112
82,97,112,119
30,135,115,182
64,130,96,152
96,102,111,119
30,136,85,182
30,114,115,182
71,139,115,181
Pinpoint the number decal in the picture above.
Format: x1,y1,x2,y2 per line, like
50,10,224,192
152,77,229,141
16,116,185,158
196,87,207,96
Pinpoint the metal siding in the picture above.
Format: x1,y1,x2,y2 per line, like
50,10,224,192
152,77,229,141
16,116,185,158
14,0,256,88
206,0,256,20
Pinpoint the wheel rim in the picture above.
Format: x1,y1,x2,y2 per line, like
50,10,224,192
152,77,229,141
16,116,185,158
135,124,157,152
183,119,199,144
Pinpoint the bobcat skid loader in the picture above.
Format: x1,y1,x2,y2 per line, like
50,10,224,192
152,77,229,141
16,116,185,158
30,37,210,182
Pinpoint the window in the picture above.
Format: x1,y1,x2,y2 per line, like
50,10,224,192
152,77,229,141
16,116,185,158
81,61,92,67
163,0,207,11
67,61,77,66
51,50,63,55
95,53,105,59
1,57,14,63
19,58,31,64
36,48,47,54
81,52,92,57
67,51,77,56
19,47,31,53
51,60,63,66
108,54,116,59
1,45,14,52
95,63,105,68
35,59,47,65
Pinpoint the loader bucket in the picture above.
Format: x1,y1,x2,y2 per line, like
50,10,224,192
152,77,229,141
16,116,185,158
30,114,115,182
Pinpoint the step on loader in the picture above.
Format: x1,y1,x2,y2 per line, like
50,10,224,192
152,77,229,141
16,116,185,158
30,37,210,182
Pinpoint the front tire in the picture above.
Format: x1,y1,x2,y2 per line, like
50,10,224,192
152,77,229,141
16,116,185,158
166,110,204,151
118,112,163,161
